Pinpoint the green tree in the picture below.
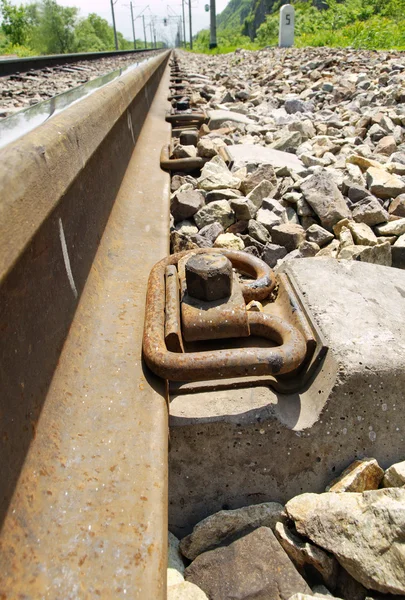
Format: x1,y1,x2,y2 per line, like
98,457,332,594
32,0,78,54
87,13,114,48
0,0,29,45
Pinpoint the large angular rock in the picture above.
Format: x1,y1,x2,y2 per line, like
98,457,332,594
325,458,384,492
171,190,205,222
301,173,351,230
185,527,312,600
256,200,288,233
198,156,241,191
375,217,405,236
263,243,288,267
175,220,199,236
375,135,397,156
240,164,277,196
352,197,389,226
172,144,197,159
306,224,334,248
197,137,226,158
316,239,340,258
271,223,306,252
194,200,235,230
248,219,270,244
338,241,392,266
179,502,285,561
171,231,199,253
247,179,277,208
383,460,405,488
206,189,242,202
207,109,254,129
214,233,244,250
286,488,405,595
348,222,378,246
389,194,405,217
366,167,405,200
275,522,338,590
224,144,304,174
270,131,302,152
285,97,314,114
198,221,224,243
230,197,258,221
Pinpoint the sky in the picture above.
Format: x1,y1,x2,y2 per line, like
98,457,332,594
11,0,231,46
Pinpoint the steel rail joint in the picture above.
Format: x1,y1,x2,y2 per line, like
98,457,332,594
143,249,307,381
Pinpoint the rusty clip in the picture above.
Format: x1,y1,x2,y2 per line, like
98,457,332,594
143,249,307,382
160,144,208,172
165,110,208,128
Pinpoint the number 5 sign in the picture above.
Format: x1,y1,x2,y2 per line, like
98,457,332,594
279,4,295,47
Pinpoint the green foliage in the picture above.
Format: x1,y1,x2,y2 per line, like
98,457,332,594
197,0,405,52
0,0,136,55
250,0,405,50
217,0,252,31
193,27,258,53
0,0,29,45
296,15,405,49
255,12,278,45
31,0,78,54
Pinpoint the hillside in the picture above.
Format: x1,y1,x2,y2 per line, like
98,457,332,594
216,0,253,31
217,0,324,40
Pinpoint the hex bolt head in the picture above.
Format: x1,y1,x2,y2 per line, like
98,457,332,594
185,253,233,302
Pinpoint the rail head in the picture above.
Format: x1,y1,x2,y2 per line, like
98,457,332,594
0,50,170,284
0,48,162,77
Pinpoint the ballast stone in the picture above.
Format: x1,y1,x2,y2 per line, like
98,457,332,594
197,156,241,191
185,527,312,600
207,109,255,130
286,488,405,595
325,458,384,492
300,173,351,230
179,502,285,561
275,522,338,591
194,200,235,230
213,233,244,251
366,167,405,199
375,217,405,236
383,460,405,488
306,224,334,247
351,197,389,226
171,190,205,223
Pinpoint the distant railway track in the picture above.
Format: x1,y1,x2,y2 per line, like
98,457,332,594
0,47,158,77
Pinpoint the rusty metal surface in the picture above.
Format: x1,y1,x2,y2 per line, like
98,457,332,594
165,264,184,353
0,50,171,599
0,51,170,284
143,249,306,381
160,143,208,172
169,270,329,396
181,273,250,342
165,110,207,127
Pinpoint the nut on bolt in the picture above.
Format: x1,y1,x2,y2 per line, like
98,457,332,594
185,253,233,302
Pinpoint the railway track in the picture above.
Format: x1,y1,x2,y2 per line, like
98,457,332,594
0,47,158,77
1,47,405,599
0,49,160,120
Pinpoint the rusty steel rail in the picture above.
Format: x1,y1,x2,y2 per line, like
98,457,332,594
143,249,307,381
0,49,171,598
